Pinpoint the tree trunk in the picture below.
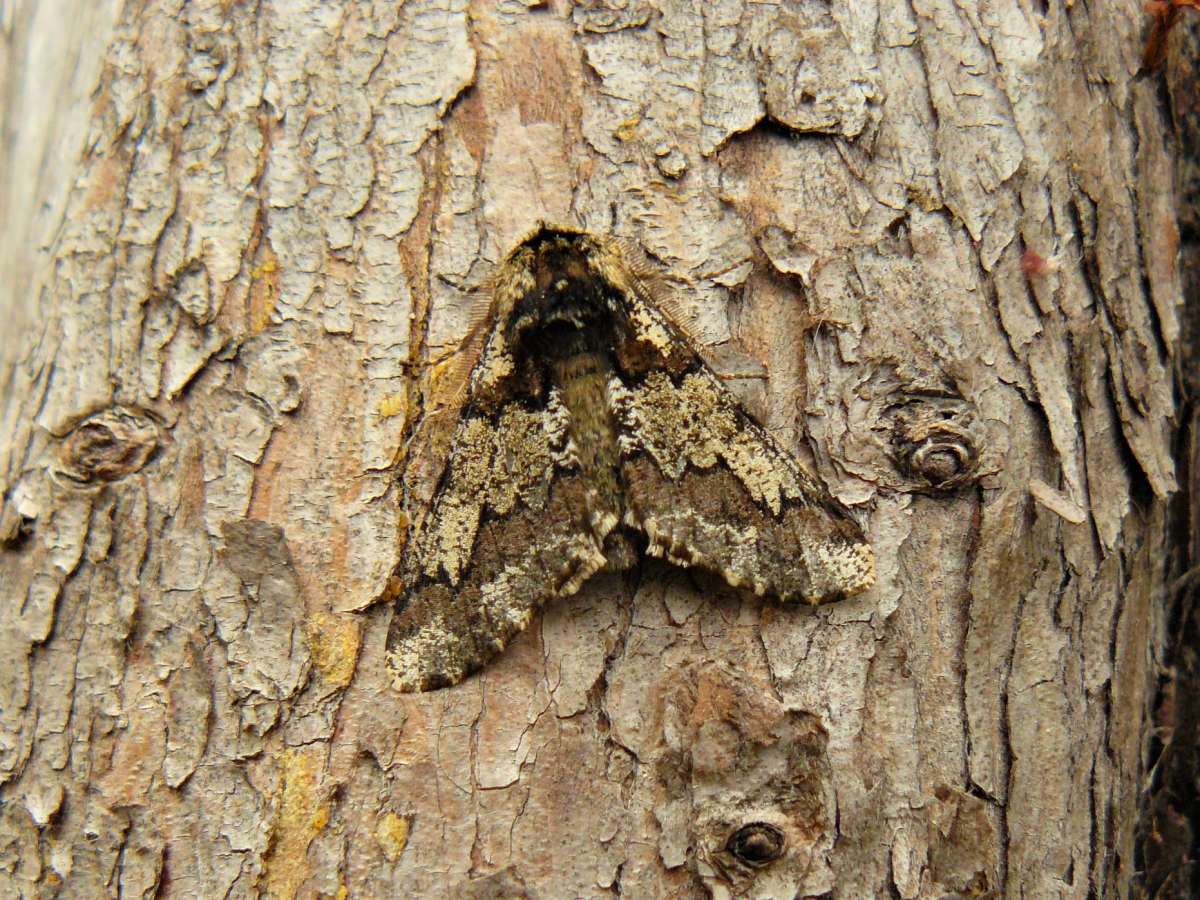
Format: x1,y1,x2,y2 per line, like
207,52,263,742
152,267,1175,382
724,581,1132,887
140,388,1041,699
0,1,1182,897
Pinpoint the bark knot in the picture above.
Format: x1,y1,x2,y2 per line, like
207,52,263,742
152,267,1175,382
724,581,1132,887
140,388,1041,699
889,401,981,491
55,408,161,485
726,822,787,867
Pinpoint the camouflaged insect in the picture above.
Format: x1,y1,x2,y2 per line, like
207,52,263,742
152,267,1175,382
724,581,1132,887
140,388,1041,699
386,225,875,692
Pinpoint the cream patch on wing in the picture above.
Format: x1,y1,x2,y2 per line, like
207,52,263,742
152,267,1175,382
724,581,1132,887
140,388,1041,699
617,370,824,514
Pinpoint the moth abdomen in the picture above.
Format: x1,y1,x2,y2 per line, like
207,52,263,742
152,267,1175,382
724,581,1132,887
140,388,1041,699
551,350,629,556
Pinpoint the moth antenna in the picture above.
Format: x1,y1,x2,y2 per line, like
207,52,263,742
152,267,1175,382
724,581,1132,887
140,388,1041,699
446,320,488,407
607,235,705,343
652,288,704,341
464,285,495,332
418,280,495,410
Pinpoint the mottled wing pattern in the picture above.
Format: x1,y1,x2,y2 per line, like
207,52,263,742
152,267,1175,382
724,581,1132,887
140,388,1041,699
612,367,874,602
386,396,605,692
593,255,874,603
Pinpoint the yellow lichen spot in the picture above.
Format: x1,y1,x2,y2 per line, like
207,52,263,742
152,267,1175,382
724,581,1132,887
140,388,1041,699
377,392,408,420
615,115,641,142
308,612,361,688
249,249,280,335
263,748,330,900
254,256,279,277
311,803,330,832
375,812,412,861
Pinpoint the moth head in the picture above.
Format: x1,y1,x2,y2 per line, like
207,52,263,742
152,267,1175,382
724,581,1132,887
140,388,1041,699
504,233,618,359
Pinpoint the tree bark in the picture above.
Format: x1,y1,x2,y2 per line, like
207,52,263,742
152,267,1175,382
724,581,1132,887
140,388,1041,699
0,1,1181,897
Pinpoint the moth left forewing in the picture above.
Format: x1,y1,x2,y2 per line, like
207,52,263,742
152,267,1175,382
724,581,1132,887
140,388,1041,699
593,249,874,603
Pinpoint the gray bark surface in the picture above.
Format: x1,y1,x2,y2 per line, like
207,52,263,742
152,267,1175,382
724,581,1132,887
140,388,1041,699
0,1,1180,897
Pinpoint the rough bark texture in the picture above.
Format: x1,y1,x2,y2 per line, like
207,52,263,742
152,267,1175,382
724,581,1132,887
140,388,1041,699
0,1,1181,898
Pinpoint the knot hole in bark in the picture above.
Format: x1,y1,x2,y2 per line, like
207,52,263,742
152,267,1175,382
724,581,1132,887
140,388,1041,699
888,399,980,491
55,408,161,484
726,822,787,867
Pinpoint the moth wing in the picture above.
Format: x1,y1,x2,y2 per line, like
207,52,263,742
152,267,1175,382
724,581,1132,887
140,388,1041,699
613,366,874,602
591,247,875,603
386,398,605,692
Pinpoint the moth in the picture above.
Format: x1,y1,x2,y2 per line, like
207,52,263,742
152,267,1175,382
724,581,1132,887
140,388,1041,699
386,225,874,692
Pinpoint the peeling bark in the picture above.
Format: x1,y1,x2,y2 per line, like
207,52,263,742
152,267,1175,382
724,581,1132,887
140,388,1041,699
0,1,1181,897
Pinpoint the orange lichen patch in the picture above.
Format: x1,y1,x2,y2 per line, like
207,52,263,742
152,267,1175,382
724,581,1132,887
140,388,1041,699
377,393,408,420
308,612,361,688
175,444,207,530
82,153,125,212
249,250,280,335
375,812,412,861
263,748,330,900
688,666,778,741
491,24,585,128
97,691,167,806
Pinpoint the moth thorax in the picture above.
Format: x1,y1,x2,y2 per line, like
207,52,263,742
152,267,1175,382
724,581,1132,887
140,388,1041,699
510,276,614,363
